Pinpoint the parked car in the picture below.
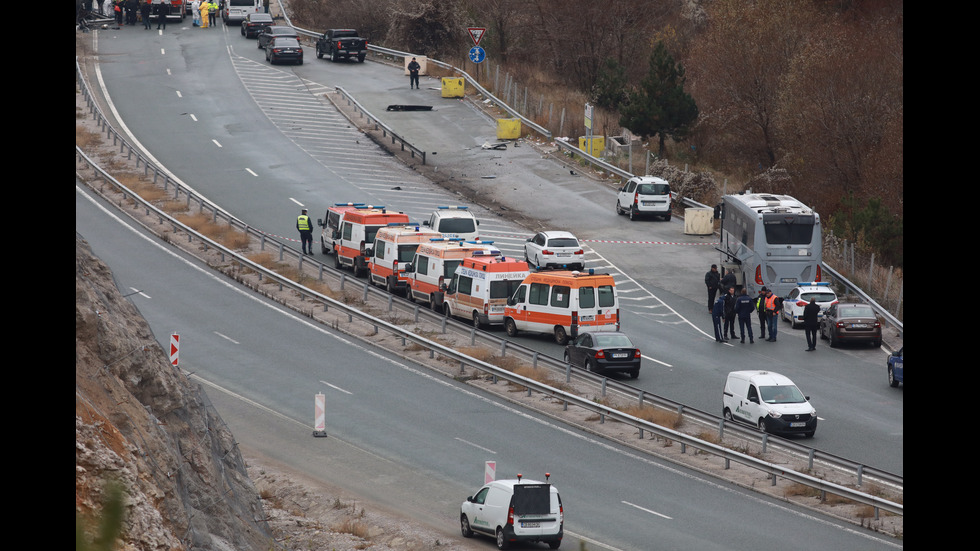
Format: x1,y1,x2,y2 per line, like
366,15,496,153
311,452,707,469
887,347,903,387
240,12,274,38
257,25,298,49
265,37,303,65
616,176,672,221
781,282,837,328
524,231,585,271
819,302,882,347
563,331,640,378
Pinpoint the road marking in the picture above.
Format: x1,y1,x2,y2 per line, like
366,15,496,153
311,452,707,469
245,168,258,177
212,139,223,148
213,331,239,345
455,437,496,454
320,380,353,395
623,500,673,520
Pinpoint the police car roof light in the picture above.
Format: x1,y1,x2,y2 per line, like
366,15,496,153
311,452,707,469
466,240,493,245
802,282,829,286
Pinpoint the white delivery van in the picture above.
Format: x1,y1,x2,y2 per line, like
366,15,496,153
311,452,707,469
460,474,563,550
722,370,817,437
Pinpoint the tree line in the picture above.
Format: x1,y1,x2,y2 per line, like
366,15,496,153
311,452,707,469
289,0,902,266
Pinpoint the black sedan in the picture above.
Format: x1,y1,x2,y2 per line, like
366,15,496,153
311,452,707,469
257,26,298,49
819,302,882,347
563,331,640,378
241,12,274,38
266,37,304,65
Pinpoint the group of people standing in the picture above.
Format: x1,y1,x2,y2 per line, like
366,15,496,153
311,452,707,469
706,264,817,348
191,0,219,28
103,0,171,30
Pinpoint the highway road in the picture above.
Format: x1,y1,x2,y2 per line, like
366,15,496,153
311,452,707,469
82,17,903,476
76,173,901,550
79,16,900,484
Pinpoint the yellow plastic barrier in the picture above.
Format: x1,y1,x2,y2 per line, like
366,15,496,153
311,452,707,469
578,136,605,157
441,77,464,98
497,118,521,140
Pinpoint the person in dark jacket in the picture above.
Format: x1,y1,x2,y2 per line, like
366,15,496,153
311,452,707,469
140,0,152,29
735,288,755,344
704,264,720,312
155,0,168,29
712,295,726,342
407,57,421,89
802,297,821,351
755,288,768,336
723,286,738,340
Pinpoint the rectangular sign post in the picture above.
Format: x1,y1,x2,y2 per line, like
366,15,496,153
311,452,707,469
313,393,328,437
169,333,179,368
485,460,496,484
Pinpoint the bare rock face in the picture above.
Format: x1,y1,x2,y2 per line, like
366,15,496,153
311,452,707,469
75,235,274,551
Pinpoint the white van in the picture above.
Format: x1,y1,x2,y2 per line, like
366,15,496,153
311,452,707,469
423,206,480,241
722,370,817,437
615,176,672,221
444,254,530,328
223,0,261,24
460,475,563,550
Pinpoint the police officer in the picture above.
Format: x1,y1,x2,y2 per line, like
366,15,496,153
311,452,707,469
704,264,720,312
802,297,820,351
735,288,755,344
712,294,726,343
297,208,313,255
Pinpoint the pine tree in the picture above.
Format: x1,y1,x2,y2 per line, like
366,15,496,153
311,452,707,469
619,41,698,159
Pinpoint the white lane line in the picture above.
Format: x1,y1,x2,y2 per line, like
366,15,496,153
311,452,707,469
320,380,353,395
623,500,673,520
455,438,496,454
213,331,240,345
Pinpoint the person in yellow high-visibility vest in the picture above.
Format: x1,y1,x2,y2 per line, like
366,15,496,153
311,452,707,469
297,208,313,255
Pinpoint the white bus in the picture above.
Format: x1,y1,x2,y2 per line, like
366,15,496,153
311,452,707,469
717,193,822,297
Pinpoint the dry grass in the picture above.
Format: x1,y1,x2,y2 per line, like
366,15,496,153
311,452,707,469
330,518,371,540
76,125,104,149
620,403,682,430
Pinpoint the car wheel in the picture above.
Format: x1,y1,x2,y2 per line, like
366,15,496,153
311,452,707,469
563,352,571,364
664,213,671,221
758,418,768,433
358,54,366,62
407,289,416,304
316,47,323,59
460,515,473,538
496,528,509,550
629,369,639,379
888,366,899,387
386,276,398,295
819,325,828,340
334,253,342,269
472,311,483,329
829,331,838,348
723,408,734,422
629,207,637,221
548,541,561,550
504,318,518,338
320,238,329,254
554,326,568,345
616,201,623,215
804,431,815,438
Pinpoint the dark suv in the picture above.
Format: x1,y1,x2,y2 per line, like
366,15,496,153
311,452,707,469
819,302,882,347
241,13,274,39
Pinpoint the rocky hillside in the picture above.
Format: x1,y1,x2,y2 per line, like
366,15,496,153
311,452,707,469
75,236,273,551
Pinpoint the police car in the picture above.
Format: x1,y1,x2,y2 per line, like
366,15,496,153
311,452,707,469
780,282,837,329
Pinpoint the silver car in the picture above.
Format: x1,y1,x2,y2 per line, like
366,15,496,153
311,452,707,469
524,230,585,270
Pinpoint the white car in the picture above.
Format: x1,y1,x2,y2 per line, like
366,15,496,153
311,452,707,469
616,176,672,221
781,282,837,328
524,231,585,270
422,206,480,241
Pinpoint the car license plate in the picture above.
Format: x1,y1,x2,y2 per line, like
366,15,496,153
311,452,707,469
580,315,595,321
790,422,806,427
851,323,868,328
557,253,571,257
520,522,540,528
612,352,628,358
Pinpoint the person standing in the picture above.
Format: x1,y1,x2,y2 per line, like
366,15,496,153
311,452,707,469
407,57,421,89
723,286,738,341
764,289,782,342
297,208,313,255
200,1,209,28
155,0,168,29
735,288,755,344
711,295,726,343
140,0,152,28
719,269,736,299
208,0,218,26
191,0,200,26
114,0,124,25
755,288,768,337
704,264,720,312
802,297,820,351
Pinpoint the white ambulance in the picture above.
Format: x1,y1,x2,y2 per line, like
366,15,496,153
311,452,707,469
423,205,480,241
404,238,500,311
316,202,365,255
367,223,442,295
504,270,620,345
444,254,530,328
320,205,410,277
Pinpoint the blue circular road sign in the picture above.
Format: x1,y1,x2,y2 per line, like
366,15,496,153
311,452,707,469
469,46,486,64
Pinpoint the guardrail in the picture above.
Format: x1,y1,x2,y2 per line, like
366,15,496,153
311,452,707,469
77,58,902,519
332,86,425,164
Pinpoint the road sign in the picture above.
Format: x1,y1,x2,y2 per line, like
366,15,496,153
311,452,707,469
467,27,486,46
313,393,328,437
170,333,179,366
469,46,485,64
485,460,496,484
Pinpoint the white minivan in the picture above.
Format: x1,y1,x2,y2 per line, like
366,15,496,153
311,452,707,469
722,370,817,437
460,475,563,550
616,176,672,221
